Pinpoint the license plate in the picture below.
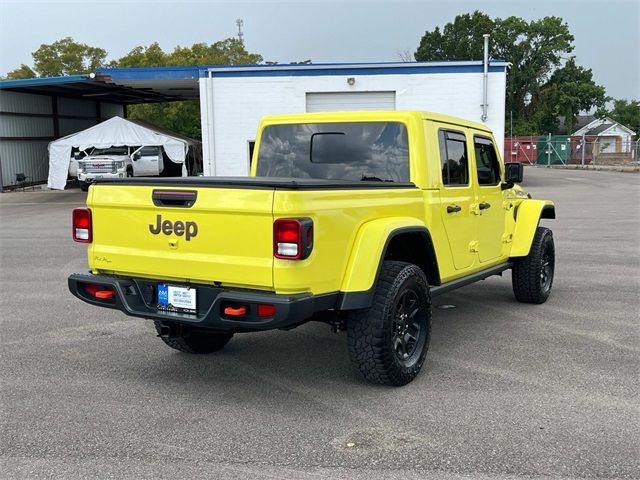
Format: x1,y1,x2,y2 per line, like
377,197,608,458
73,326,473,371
157,284,197,312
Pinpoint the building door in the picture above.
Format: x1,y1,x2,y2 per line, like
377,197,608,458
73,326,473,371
473,135,507,263
305,91,396,112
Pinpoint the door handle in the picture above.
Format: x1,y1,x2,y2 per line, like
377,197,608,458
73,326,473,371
479,202,491,210
447,205,462,213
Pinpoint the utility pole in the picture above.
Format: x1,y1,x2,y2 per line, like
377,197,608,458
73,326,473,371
510,110,513,139
236,19,244,44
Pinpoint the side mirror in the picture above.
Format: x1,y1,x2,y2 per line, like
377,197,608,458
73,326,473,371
132,152,141,161
505,162,524,184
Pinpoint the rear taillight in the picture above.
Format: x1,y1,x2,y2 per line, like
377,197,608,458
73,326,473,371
72,208,92,243
274,218,313,260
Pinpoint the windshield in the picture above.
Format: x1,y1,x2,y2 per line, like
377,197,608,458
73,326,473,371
89,146,129,156
256,122,409,182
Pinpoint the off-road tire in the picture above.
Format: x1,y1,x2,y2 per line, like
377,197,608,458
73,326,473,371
80,182,89,192
512,226,555,304
154,321,233,354
347,261,431,386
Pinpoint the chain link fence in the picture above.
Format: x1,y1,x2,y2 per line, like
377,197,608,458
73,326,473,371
504,136,639,166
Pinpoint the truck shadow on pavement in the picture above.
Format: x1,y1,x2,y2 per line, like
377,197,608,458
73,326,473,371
119,278,527,392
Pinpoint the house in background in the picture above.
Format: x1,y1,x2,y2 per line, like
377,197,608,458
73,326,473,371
572,116,636,154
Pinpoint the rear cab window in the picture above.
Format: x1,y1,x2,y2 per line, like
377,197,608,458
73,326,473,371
438,130,469,187
256,122,409,182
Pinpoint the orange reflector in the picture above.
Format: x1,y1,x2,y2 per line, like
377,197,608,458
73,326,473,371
95,290,115,299
258,304,276,317
224,306,247,316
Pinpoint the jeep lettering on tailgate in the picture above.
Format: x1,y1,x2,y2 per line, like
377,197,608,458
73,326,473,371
149,214,198,241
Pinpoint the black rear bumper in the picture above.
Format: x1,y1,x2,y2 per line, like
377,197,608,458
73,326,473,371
68,273,337,332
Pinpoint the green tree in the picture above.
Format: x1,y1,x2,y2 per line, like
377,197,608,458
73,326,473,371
32,37,107,76
5,64,37,79
415,11,494,61
2,36,262,140
543,58,607,133
119,38,263,139
604,99,640,137
415,12,575,134
117,43,168,68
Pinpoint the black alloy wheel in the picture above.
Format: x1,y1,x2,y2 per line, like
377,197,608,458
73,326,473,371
392,289,426,365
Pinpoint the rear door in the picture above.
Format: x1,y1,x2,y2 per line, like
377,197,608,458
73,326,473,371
472,135,507,263
437,128,477,271
89,185,275,288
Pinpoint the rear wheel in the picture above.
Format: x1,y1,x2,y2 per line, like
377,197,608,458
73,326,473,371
347,261,431,386
512,226,555,304
154,321,233,354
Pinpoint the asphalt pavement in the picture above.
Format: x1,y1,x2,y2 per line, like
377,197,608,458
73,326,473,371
1,168,638,479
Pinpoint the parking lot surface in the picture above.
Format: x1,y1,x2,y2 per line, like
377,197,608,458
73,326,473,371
1,168,638,479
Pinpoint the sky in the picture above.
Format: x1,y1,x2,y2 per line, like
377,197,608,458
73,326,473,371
0,0,638,100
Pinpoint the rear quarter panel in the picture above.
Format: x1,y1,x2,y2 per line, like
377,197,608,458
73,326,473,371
272,188,425,295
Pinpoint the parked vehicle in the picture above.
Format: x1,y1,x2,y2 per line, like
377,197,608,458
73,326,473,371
77,146,164,191
69,111,555,385
68,150,82,178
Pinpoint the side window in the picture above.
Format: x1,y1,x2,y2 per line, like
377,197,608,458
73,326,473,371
438,130,469,186
140,146,160,157
474,137,501,186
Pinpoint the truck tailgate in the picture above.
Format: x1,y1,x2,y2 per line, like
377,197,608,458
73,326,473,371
88,185,274,289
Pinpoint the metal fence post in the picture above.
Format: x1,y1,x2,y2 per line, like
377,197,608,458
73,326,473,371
547,133,551,168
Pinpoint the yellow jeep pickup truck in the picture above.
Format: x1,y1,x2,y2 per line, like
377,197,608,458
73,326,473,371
69,111,555,386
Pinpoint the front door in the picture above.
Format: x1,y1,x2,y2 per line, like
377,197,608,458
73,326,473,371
437,128,477,271
473,135,507,263
133,146,162,176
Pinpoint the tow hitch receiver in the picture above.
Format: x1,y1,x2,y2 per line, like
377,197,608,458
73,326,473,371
156,323,180,338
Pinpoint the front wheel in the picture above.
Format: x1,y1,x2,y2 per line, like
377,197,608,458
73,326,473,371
347,261,431,386
154,322,233,354
512,226,555,304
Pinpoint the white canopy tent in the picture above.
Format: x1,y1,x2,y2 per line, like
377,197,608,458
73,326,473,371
47,116,193,190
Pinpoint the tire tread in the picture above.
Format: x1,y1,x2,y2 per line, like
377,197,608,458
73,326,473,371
512,226,554,304
347,261,431,386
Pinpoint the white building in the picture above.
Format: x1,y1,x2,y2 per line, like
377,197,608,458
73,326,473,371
198,62,508,176
0,61,508,190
